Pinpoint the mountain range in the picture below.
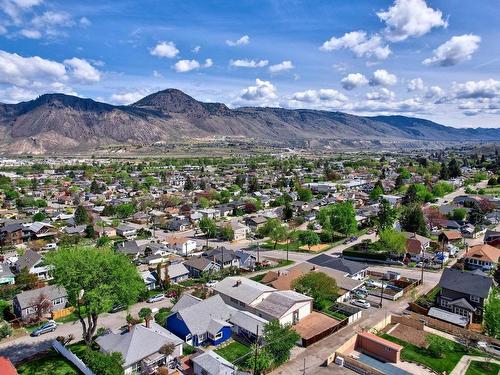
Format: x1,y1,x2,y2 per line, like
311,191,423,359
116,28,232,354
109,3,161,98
0,88,499,154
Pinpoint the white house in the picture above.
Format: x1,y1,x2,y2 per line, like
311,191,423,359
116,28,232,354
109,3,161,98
164,236,197,256
213,277,312,326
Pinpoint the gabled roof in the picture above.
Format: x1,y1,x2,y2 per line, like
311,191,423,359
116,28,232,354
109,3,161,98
229,310,267,336
174,294,236,335
16,249,42,270
184,257,214,272
255,290,312,319
213,277,274,305
438,268,493,298
15,285,67,310
96,322,183,367
465,244,500,263
308,254,367,276
168,263,189,279
191,350,237,375
171,294,202,313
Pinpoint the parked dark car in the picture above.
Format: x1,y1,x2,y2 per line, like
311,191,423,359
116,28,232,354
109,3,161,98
31,320,57,337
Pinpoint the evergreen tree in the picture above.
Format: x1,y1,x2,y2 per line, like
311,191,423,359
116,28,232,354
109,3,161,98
400,204,427,236
439,161,449,180
74,205,90,225
448,158,462,178
90,179,100,194
402,184,419,206
183,176,194,191
376,199,396,231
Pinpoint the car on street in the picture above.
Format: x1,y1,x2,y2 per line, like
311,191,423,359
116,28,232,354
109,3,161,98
350,299,371,309
31,320,57,336
147,294,165,303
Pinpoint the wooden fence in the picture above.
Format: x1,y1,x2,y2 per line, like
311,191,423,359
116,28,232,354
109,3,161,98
51,307,75,320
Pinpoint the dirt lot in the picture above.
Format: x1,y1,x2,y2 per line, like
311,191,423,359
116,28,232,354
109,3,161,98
390,323,429,347
299,243,331,252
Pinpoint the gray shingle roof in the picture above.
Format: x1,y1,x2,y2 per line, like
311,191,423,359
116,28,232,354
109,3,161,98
191,350,237,375
439,268,493,298
171,294,201,313
212,277,274,305
15,285,67,310
16,249,42,270
255,290,311,319
96,322,183,367
168,263,189,279
174,294,236,335
308,254,367,276
229,310,267,336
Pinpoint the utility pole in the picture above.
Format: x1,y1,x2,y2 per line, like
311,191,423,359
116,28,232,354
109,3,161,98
420,246,425,284
253,325,259,375
379,281,384,307
302,357,306,375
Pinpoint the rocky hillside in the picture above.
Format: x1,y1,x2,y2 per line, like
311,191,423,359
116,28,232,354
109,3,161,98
0,89,499,154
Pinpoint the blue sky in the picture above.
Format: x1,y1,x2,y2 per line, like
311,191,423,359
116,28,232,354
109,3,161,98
1,0,499,128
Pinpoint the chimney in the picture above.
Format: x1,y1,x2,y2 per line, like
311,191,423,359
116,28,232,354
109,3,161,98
145,317,151,328
234,280,241,287
127,322,133,332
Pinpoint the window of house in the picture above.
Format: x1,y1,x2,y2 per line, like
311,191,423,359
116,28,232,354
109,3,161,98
440,299,450,308
215,331,223,340
470,295,480,303
53,297,63,305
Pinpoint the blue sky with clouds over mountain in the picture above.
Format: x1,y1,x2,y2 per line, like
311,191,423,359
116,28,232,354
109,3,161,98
1,0,499,127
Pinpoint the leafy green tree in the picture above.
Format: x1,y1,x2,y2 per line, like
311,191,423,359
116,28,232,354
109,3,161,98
15,267,39,291
450,208,467,221
328,202,357,236
257,218,281,237
115,203,135,219
80,348,124,375
298,230,320,250
376,199,396,232
484,291,500,339
439,161,449,180
400,204,428,236
269,225,287,249
198,196,210,208
245,345,273,375
432,181,454,198
263,320,300,366
370,181,384,201
448,158,462,178
32,212,46,222
74,205,90,225
292,272,338,309
297,187,313,202
47,246,145,346
377,229,406,255
138,307,153,321
199,217,217,247
425,335,454,358
219,224,235,241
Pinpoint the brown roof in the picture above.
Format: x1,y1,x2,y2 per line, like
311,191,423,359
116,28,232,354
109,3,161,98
260,270,279,284
406,238,422,254
441,230,462,240
358,331,403,351
466,244,500,263
293,311,341,340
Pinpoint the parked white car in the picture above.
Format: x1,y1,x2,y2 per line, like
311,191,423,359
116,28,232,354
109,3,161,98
351,299,371,309
147,294,165,303
43,243,58,250
205,280,218,287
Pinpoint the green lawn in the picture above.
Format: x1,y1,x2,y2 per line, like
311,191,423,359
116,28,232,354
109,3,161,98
466,361,500,375
380,333,485,374
214,341,252,363
17,345,86,375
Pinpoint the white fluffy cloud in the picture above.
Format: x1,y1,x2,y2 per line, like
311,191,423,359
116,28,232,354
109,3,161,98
239,79,277,104
63,57,101,83
320,31,391,60
424,85,444,99
19,28,41,39
370,69,397,86
341,73,369,90
407,78,424,91
230,59,268,68
366,88,395,101
226,35,250,47
451,79,500,99
150,41,179,58
31,10,73,29
0,50,66,86
291,89,347,103
269,60,294,73
377,0,447,42
110,89,150,105
173,58,213,73
423,34,481,66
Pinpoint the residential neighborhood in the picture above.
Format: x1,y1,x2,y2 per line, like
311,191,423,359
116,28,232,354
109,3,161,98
0,150,498,375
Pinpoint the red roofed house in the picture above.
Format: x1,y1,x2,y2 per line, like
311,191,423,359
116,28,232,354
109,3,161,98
0,357,18,375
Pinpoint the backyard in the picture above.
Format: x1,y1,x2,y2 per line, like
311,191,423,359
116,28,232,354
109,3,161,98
17,343,86,375
380,333,486,374
214,340,252,363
